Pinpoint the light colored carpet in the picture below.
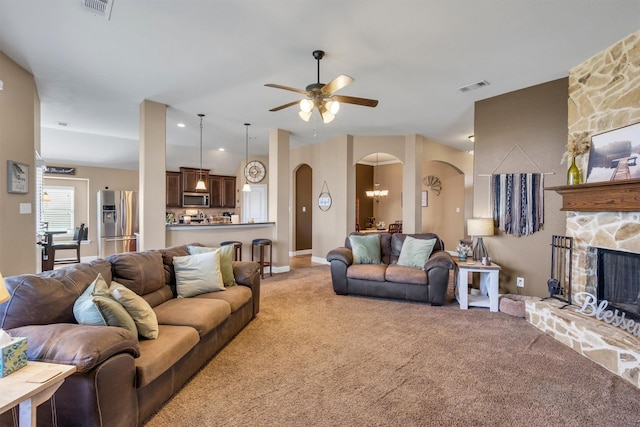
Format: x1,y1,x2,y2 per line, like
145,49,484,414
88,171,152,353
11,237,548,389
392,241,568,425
145,266,640,426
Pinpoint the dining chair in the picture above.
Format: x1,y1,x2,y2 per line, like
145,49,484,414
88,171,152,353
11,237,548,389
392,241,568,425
52,223,85,264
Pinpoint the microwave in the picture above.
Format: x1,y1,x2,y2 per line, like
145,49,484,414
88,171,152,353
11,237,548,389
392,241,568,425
182,192,210,208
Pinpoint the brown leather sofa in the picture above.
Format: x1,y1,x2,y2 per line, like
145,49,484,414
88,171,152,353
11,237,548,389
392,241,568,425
0,244,260,427
326,232,456,305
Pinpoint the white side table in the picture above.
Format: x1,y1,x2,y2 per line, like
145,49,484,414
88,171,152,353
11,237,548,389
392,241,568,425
0,361,76,427
455,259,501,312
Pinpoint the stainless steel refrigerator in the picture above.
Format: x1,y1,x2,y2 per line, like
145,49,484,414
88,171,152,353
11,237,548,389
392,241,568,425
97,190,139,258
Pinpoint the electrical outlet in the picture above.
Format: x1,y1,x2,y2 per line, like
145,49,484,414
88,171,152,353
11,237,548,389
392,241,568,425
516,277,525,288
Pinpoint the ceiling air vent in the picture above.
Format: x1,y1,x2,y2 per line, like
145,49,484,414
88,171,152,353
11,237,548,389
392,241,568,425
83,0,114,20
458,80,490,93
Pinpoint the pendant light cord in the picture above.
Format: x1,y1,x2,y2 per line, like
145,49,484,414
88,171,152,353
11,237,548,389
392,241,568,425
198,113,205,179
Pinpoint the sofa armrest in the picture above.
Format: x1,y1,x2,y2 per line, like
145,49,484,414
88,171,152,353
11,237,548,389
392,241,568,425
8,323,140,373
326,247,353,266
232,260,261,316
424,250,457,272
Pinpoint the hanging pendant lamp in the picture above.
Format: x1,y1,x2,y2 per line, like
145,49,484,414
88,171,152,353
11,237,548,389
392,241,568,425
365,152,388,203
242,123,252,192
195,114,207,191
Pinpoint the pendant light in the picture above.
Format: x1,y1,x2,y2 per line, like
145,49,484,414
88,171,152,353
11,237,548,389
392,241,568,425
242,123,252,192
365,152,388,203
195,113,207,191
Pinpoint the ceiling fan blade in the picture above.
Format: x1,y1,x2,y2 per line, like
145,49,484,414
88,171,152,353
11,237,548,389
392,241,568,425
322,74,354,95
332,95,379,107
265,83,308,95
269,100,301,112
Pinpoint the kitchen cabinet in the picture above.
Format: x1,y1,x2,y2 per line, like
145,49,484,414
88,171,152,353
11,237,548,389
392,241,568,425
180,167,210,193
166,171,181,207
210,175,236,208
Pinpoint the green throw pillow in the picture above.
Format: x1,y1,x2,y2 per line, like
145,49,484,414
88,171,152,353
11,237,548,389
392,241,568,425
73,273,138,336
349,234,381,264
188,245,237,286
173,251,226,298
111,283,159,339
397,236,437,269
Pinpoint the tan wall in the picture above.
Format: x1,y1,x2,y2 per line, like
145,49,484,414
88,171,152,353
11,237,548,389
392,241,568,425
44,165,139,259
474,78,568,296
422,161,465,249
0,52,39,275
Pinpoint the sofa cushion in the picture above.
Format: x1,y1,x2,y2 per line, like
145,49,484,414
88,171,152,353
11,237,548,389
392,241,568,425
348,234,381,264
385,264,428,285
173,251,225,297
158,244,192,291
397,236,437,268
135,324,200,387
0,259,113,330
73,273,138,336
195,285,252,313
391,233,443,264
188,245,237,286
346,264,387,282
153,298,231,337
107,251,166,297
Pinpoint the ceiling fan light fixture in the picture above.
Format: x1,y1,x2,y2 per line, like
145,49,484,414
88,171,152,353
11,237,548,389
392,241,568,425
300,98,314,113
321,111,335,124
299,110,312,122
326,100,340,115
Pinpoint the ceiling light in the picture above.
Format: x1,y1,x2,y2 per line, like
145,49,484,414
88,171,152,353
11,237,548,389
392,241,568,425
195,114,207,191
218,148,225,151
242,123,252,192
326,100,340,115
177,123,186,128
468,135,475,142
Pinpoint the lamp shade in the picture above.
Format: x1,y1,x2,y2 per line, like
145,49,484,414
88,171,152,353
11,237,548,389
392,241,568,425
467,218,494,237
0,273,9,304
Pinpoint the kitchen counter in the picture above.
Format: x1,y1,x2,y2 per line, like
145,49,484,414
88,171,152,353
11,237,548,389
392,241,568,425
166,222,276,262
166,222,275,230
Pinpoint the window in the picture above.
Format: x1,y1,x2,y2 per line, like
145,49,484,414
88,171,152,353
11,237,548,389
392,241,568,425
43,186,75,232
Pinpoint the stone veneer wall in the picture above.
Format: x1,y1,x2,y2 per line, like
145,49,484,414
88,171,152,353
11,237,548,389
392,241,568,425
525,30,640,390
567,29,640,296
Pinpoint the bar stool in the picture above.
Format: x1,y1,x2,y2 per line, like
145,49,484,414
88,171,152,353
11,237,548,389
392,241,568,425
220,241,242,261
251,238,272,279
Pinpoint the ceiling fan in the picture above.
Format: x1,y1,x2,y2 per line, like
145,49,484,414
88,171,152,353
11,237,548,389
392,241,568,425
265,50,378,124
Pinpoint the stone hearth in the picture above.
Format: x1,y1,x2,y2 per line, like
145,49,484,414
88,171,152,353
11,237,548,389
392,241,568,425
526,298,640,389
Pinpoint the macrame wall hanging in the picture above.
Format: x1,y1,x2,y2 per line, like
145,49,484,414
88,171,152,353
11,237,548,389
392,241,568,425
480,144,553,237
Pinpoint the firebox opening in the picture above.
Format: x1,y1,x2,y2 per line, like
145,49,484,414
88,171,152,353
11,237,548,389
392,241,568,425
596,247,640,322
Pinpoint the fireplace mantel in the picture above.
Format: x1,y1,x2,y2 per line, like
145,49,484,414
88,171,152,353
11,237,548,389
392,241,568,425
546,178,640,212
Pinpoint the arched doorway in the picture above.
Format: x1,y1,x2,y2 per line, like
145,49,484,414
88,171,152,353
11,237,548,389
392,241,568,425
294,164,312,253
355,153,402,230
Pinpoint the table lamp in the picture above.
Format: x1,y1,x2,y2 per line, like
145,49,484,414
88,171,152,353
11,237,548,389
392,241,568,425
467,218,495,261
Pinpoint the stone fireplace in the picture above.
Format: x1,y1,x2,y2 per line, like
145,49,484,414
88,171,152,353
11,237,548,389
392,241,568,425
527,29,640,389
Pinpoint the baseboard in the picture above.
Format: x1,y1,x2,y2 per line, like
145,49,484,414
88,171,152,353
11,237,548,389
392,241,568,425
269,265,290,274
311,256,329,265
289,249,312,256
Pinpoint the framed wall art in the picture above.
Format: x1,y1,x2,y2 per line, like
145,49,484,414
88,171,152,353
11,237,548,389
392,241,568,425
7,160,29,194
586,122,640,183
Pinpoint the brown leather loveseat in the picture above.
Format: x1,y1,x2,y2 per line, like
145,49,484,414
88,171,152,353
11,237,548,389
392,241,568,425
0,244,260,427
326,232,455,305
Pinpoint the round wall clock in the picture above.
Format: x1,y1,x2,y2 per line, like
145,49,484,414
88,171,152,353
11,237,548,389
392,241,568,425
245,160,266,183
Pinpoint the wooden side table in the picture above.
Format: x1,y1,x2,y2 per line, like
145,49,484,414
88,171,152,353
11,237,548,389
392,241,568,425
455,259,501,312
0,361,76,427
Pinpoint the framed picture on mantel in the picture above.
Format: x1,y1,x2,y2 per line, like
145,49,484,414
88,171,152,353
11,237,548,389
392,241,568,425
586,122,640,183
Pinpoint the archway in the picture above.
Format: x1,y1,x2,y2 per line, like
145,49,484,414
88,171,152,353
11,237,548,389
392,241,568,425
355,153,402,230
294,163,312,253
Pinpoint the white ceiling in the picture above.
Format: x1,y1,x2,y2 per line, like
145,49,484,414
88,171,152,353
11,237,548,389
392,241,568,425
1,1,638,175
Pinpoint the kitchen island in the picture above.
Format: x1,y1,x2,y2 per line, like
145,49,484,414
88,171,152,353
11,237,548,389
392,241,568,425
166,222,275,262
